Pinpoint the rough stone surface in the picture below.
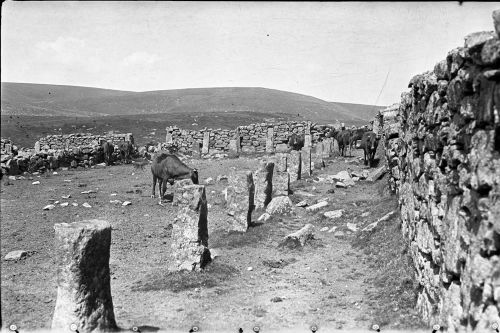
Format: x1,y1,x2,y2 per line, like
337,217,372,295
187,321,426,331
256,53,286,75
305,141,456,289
272,171,290,197
301,148,312,177
323,210,343,219
305,201,328,212
280,224,314,248
225,171,255,232
266,196,293,215
380,22,500,331
171,185,211,271
253,162,274,211
52,220,117,332
288,151,301,181
4,250,27,261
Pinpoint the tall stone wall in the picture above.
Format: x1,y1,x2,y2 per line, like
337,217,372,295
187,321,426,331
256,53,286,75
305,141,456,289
383,17,500,332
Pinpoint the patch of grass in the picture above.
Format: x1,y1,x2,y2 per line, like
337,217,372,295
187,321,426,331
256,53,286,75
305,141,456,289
131,262,240,293
210,223,274,249
262,258,297,269
351,204,426,330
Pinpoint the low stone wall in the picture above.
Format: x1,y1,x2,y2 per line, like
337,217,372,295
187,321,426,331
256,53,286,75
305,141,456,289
165,121,339,155
382,17,500,331
36,132,134,153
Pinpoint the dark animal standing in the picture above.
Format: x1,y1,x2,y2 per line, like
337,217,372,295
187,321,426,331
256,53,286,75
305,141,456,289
102,141,114,166
118,141,134,164
151,152,199,205
360,132,379,167
349,127,370,150
288,133,305,151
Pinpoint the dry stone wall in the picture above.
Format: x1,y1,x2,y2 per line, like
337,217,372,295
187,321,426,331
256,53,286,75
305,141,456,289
382,17,500,332
36,132,134,152
165,121,335,155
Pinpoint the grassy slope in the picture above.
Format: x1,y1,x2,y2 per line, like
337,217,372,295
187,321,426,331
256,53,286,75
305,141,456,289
1,83,383,121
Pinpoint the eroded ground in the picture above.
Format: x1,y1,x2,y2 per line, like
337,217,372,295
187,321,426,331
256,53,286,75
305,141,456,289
1,151,426,332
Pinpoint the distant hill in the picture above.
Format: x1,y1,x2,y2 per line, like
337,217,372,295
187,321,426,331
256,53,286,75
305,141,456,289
1,82,383,122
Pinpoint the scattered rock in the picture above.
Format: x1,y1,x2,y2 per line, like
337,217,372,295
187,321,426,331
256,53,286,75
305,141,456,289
258,213,271,222
324,210,343,219
110,193,117,196
216,175,228,182
82,203,92,208
210,248,221,260
361,212,370,217
77,183,87,187
8,176,16,181
320,227,329,232
327,188,335,194
43,204,55,210
280,224,315,248
63,179,71,182
122,201,132,206
81,190,96,194
328,226,338,233
32,181,40,185
366,166,386,182
72,202,78,207
335,182,347,188
60,202,69,207
334,231,345,237
296,200,308,207
204,177,215,185
266,196,294,215
110,200,122,205
247,267,253,271
4,250,27,261
61,195,71,199
346,223,358,232
305,201,328,212
271,297,283,302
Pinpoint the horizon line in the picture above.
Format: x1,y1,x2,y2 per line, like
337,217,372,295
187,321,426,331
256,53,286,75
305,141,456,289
0,81,389,107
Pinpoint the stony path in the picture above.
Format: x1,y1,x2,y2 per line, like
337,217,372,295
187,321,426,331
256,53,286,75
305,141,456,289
1,153,411,331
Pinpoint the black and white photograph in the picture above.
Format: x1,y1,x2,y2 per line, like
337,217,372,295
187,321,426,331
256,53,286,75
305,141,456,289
1,2,500,332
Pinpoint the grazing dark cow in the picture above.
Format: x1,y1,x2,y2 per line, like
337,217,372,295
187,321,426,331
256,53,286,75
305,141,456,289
288,133,305,151
102,141,114,166
360,132,379,167
337,130,352,157
118,141,134,164
349,127,370,150
151,152,199,205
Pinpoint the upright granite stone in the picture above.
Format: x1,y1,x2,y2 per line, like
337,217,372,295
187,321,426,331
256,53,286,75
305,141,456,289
254,162,274,211
202,131,210,155
34,141,41,154
322,138,332,158
275,153,288,172
171,184,211,271
266,127,274,153
166,132,173,145
304,134,312,148
52,220,117,332
288,150,301,181
272,171,290,197
192,141,201,158
228,139,239,158
301,147,312,177
225,171,255,232
314,143,325,169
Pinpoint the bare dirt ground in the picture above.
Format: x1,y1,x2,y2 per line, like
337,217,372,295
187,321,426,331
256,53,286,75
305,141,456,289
1,150,426,332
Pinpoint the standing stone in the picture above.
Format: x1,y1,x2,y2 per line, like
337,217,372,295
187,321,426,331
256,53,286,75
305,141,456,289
52,220,117,332
288,150,302,181
304,134,312,148
202,131,210,155
6,159,19,176
225,171,255,232
4,144,12,154
266,127,274,153
34,141,41,154
332,139,340,156
166,132,173,145
228,139,239,158
314,144,325,169
301,147,312,177
322,139,331,158
192,141,201,159
272,171,290,197
254,162,274,211
171,185,211,271
275,153,288,172
234,128,241,153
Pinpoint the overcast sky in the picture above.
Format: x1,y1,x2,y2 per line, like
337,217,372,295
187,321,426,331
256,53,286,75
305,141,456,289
2,1,498,106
